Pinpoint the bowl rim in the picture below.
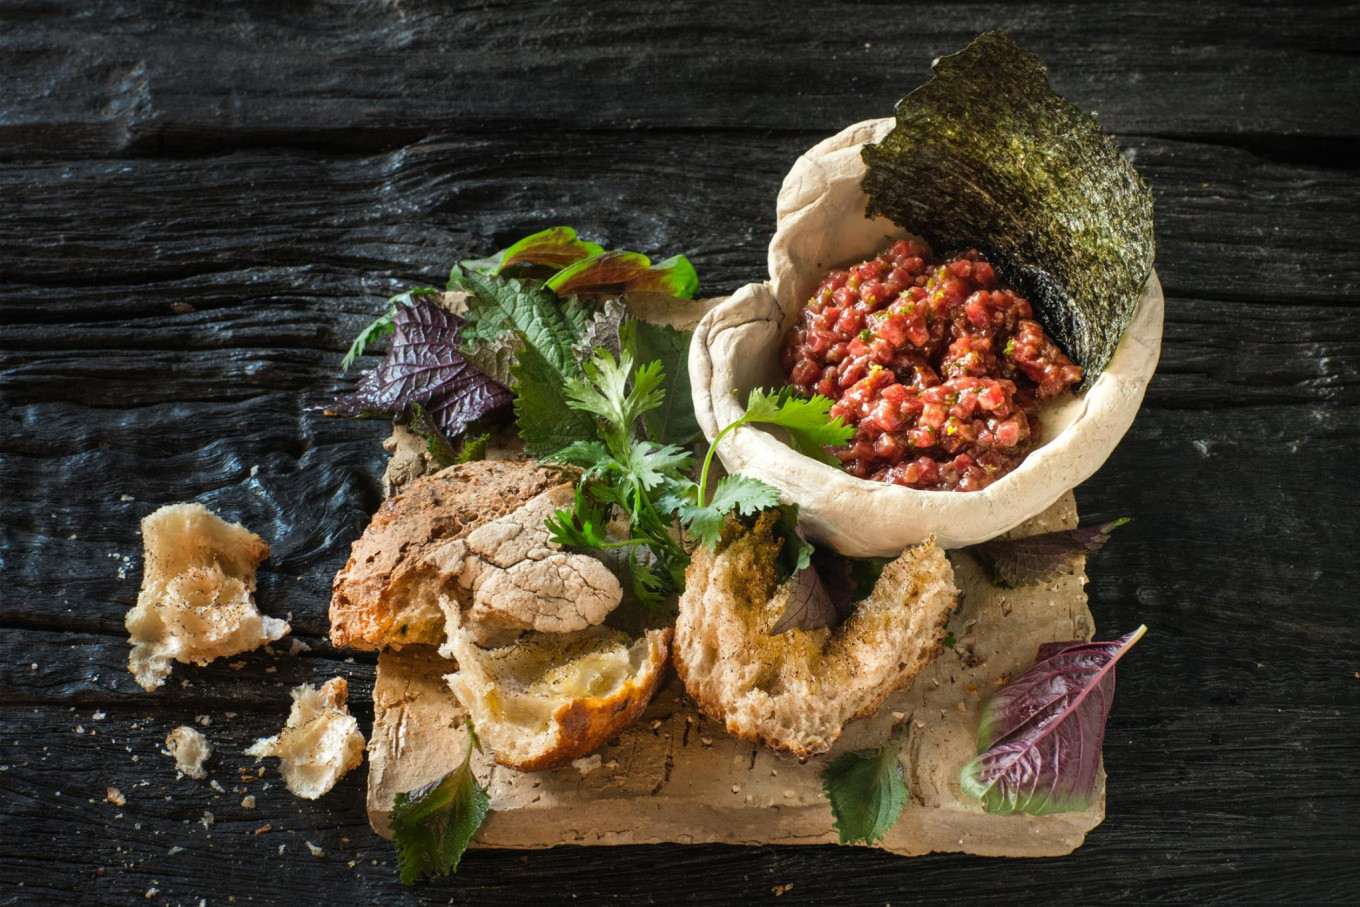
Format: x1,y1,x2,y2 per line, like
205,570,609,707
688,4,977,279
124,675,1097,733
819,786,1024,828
688,119,1162,554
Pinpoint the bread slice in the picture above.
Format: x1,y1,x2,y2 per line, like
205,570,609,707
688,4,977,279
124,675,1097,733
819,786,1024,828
673,514,957,760
329,460,565,650
443,620,672,772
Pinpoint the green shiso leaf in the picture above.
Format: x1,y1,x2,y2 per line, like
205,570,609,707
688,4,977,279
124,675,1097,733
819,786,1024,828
390,723,490,884
822,744,909,846
861,31,1155,385
620,319,700,445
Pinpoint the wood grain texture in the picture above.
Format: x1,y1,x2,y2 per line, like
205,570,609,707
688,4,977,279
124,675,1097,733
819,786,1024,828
2,1,1359,904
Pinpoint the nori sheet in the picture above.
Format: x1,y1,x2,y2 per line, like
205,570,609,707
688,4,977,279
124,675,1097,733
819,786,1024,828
861,31,1155,385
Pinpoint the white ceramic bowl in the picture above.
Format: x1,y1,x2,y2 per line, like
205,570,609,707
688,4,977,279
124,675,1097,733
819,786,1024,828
689,118,1162,555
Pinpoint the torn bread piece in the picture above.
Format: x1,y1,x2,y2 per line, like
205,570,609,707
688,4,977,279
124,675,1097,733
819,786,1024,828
442,613,672,772
673,513,958,760
426,484,623,645
246,677,365,799
165,725,213,780
126,502,288,691
330,460,570,650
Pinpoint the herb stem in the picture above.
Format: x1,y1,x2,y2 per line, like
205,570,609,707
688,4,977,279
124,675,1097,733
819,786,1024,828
697,419,743,508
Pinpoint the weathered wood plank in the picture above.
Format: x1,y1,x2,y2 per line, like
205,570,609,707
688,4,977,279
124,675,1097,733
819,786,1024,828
3,137,1358,312
2,0,1359,162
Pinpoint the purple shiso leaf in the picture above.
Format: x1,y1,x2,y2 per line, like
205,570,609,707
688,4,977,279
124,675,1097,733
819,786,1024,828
770,563,838,635
331,295,512,439
959,625,1147,815
969,518,1129,587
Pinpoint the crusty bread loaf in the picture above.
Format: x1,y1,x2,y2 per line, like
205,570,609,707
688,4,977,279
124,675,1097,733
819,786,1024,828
444,620,672,772
329,460,565,650
673,514,957,760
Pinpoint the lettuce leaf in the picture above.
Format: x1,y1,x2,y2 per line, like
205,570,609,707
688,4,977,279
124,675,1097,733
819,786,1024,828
331,295,512,439
960,626,1147,815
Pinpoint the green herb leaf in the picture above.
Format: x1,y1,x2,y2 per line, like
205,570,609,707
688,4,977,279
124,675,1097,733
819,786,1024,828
678,474,782,549
390,723,490,884
340,287,438,372
822,745,909,846
563,351,666,449
547,250,699,299
469,226,606,275
453,268,593,376
511,341,602,458
545,485,614,550
620,319,700,445
742,388,854,464
622,440,695,492
572,298,628,364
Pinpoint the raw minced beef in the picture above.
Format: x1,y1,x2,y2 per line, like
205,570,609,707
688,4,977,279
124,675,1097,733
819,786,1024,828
782,240,1082,491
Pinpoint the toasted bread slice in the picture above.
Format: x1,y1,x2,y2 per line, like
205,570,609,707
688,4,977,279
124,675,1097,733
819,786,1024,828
444,620,672,772
673,514,957,760
329,460,564,650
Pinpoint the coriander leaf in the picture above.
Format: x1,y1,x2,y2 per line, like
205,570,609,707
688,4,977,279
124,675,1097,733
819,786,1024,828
452,268,592,375
545,485,613,550
550,440,611,472
743,387,854,464
341,287,438,372
822,745,909,846
331,295,512,439
511,341,602,458
960,626,1146,816
390,723,490,884
547,250,699,299
563,351,666,452
626,548,669,611
678,474,782,549
623,440,694,492
969,518,1129,587
620,319,700,444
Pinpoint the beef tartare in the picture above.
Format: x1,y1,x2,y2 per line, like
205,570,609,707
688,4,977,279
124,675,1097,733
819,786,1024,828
781,239,1083,491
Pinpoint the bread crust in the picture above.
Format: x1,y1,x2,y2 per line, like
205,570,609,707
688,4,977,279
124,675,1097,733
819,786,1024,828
514,628,672,772
329,459,563,650
673,516,957,760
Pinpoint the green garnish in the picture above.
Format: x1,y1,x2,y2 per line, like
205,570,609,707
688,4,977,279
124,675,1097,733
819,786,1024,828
822,743,909,845
390,723,490,884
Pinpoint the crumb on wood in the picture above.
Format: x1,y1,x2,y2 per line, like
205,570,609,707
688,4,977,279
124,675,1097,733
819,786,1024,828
106,787,125,807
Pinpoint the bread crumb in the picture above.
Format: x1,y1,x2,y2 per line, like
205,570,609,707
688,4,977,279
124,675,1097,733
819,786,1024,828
209,779,225,794
241,795,256,809
106,787,126,807
286,638,311,657
199,810,214,829
570,754,602,776
165,726,212,780
730,784,741,794
306,841,324,858
245,678,364,799
253,823,272,835
92,711,106,721
125,503,289,690
772,883,794,896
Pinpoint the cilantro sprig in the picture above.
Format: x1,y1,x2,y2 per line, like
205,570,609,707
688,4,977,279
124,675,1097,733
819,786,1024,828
545,349,695,606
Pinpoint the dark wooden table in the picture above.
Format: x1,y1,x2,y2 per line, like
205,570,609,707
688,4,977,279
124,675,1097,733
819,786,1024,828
3,2,1358,904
